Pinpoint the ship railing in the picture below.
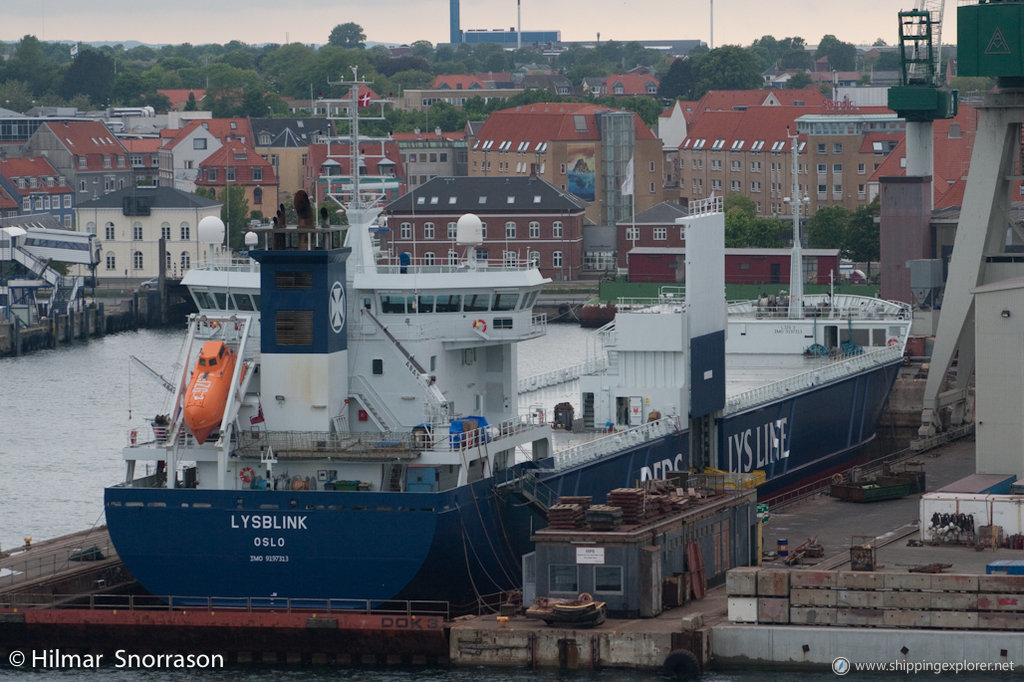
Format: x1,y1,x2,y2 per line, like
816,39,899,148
729,294,912,321
360,256,541,275
0,592,450,619
725,345,904,414
190,257,257,273
518,355,609,393
0,536,119,590
422,413,548,452
552,416,683,472
235,430,421,460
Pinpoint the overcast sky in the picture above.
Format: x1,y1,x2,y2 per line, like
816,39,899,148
2,1,949,49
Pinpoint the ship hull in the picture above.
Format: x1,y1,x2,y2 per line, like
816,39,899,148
105,358,900,605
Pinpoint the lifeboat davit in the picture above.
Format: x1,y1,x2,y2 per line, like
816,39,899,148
183,340,240,444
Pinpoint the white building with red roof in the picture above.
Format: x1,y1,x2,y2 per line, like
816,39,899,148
25,120,132,209
158,118,252,192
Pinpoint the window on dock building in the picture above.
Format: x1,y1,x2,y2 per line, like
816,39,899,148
549,565,578,593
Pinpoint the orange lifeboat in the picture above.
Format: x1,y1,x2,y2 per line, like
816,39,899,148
183,340,241,444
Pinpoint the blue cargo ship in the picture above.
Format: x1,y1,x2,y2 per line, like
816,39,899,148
104,89,911,609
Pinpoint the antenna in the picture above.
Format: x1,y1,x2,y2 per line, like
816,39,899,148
517,0,522,51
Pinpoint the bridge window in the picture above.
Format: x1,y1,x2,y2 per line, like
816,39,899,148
133,251,143,270
434,294,461,312
380,294,406,314
492,292,519,311
463,293,490,312
105,252,116,270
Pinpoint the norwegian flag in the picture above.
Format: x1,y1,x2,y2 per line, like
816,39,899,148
249,406,265,425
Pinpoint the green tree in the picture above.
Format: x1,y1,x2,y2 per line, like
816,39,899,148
846,200,880,277
657,57,697,101
749,35,782,70
61,48,115,105
219,184,251,249
815,34,857,72
693,46,763,97
184,92,198,110
779,37,813,71
805,205,851,251
786,71,812,89
328,22,366,49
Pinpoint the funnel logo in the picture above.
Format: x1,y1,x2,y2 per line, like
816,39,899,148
986,27,1011,55
329,281,346,334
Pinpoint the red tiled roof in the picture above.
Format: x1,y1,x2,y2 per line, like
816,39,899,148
604,72,659,96
162,118,253,149
681,106,809,152
689,88,830,125
305,141,404,178
158,89,206,111
43,120,127,156
433,74,488,90
474,103,656,149
122,138,162,153
858,132,903,154
390,130,466,141
869,104,982,207
0,157,72,196
196,142,277,186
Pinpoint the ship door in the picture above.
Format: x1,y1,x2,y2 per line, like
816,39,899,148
629,396,643,426
824,325,839,349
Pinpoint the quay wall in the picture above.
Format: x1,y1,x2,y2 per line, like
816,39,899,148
449,618,706,671
0,295,156,357
713,566,1024,669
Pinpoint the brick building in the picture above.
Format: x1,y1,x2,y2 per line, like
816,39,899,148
382,176,587,281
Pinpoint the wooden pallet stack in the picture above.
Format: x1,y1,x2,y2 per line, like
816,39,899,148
584,504,624,531
607,488,647,524
546,504,585,529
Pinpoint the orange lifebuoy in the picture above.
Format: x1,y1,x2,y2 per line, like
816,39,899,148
129,429,137,445
472,319,487,333
887,337,900,348
239,467,255,484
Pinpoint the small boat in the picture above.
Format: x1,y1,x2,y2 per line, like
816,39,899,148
830,463,926,502
182,340,240,444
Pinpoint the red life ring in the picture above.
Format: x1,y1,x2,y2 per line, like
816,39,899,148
129,429,137,445
472,319,487,333
239,467,255,484
887,337,900,348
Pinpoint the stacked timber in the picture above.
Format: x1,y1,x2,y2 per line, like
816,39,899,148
585,505,623,531
608,488,647,524
546,504,585,529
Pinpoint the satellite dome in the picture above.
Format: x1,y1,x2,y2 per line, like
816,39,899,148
197,216,226,244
